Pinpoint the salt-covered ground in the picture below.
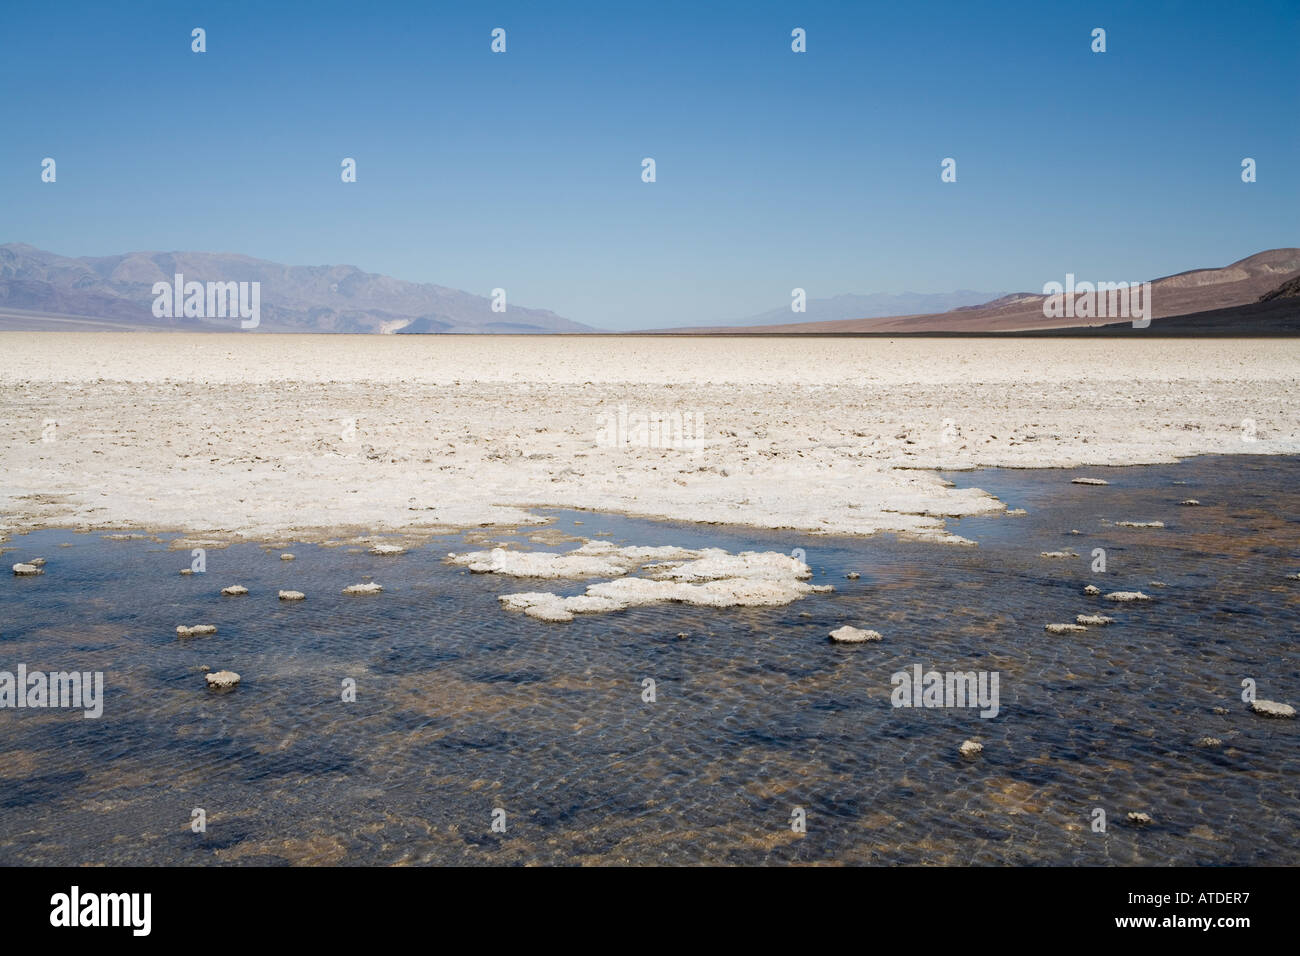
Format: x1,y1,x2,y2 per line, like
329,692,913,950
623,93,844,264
447,541,832,620
2,333,1298,543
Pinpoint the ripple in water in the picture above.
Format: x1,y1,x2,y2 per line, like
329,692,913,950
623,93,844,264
0,455,1296,865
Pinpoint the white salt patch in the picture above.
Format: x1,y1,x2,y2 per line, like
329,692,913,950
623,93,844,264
177,624,217,637
522,602,574,622
897,530,978,546
1251,699,1295,718
561,595,625,614
494,543,831,622
1105,591,1151,602
1075,614,1114,625
828,625,882,643
648,549,811,584
448,541,697,579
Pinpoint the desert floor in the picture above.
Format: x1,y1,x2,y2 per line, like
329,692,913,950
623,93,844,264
2,333,1297,545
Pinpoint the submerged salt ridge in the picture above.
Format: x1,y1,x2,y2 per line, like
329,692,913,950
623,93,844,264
446,541,833,622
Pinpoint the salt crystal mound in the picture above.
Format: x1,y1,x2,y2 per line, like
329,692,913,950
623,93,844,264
1105,590,1152,602
1251,699,1295,718
488,545,831,622
447,541,702,579
1075,614,1114,625
828,625,882,643
177,624,217,637
205,670,240,689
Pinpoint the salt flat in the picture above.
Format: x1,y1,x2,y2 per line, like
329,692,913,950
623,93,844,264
1,333,1297,543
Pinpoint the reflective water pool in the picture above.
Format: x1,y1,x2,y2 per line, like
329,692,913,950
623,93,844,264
1,455,1296,865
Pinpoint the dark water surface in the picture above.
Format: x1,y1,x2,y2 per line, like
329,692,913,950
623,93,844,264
1,455,1296,865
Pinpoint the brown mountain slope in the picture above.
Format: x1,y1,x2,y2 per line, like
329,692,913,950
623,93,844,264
1259,272,1300,302
680,249,1300,333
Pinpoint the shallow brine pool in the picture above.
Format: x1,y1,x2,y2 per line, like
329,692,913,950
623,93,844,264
0,455,1296,865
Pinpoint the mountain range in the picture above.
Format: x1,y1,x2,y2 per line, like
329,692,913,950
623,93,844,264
0,244,593,333
685,249,1300,334
2,244,1297,334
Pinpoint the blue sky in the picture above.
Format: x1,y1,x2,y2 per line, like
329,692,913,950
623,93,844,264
2,0,1296,330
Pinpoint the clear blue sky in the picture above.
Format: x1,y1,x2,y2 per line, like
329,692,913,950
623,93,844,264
2,0,1296,330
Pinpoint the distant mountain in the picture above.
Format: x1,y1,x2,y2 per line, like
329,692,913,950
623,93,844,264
0,244,594,333
679,249,1300,333
725,290,1003,328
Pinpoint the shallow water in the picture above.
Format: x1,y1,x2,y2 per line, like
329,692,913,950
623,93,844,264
0,455,1296,865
